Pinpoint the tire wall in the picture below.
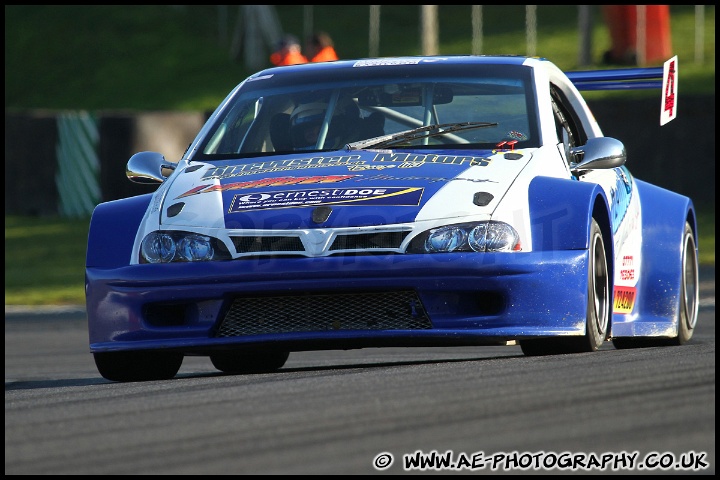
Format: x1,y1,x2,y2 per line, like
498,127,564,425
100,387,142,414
5,111,206,217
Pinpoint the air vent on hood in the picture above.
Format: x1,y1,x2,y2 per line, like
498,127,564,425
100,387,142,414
312,206,333,224
166,202,185,217
473,192,494,206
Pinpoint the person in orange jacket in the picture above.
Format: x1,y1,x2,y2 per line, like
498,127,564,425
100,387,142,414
307,31,339,63
270,34,308,66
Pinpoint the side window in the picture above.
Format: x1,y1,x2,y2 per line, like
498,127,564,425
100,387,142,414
552,97,574,164
550,85,586,166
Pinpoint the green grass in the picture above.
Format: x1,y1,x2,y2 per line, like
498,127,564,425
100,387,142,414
4,6,715,305
5,216,90,305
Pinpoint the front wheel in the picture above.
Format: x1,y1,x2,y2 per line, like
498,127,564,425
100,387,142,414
521,218,609,356
94,351,183,382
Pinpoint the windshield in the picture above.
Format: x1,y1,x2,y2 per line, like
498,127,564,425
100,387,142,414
194,63,539,160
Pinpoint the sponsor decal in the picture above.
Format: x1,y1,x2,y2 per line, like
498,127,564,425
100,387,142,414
609,166,633,234
177,175,358,199
229,187,423,212
178,172,496,199
506,130,528,141
353,58,448,67
619,254,636,281
149,180,171,213
371,152,491,167
363,174,496,184
348,164,396,171
619,268,635,281
202,155,366,180
200,152,491,181
613,286,637,313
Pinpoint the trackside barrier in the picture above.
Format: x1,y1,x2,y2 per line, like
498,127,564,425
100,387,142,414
55,111,101,217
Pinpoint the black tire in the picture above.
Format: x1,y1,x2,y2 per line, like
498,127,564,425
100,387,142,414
210,351,289,374
613,221,699,349
675,222,700,344
94,351,183,382
521,218,610,356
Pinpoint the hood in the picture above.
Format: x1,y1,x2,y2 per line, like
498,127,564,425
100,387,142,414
159,148,533,230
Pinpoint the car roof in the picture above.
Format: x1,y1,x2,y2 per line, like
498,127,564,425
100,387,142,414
250,55,549,78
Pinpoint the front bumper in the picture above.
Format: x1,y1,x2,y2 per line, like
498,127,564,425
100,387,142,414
87,250,589,353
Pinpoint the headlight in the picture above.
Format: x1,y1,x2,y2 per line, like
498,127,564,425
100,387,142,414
425,226,468,252
468,222,521,252
141,232,177,263
409,221,521,253
177,234,215,261
140,231,231,263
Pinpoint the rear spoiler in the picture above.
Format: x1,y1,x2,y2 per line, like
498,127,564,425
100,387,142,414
567,56,677,125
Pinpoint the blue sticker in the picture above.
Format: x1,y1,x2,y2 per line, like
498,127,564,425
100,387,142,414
230,187,424,212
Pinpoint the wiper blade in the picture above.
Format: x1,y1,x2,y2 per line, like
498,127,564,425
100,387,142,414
346,121,497,150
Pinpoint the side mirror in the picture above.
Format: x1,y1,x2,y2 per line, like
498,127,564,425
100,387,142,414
126,151,176,184
570,137,626,173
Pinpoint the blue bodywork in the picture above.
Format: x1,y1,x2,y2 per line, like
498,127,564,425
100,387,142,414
85,55,696,377
86,160,693,352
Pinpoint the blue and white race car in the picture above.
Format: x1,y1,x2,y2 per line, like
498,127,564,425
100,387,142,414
86,55,698,382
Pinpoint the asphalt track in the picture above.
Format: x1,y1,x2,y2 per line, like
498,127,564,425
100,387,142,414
5,267,715,475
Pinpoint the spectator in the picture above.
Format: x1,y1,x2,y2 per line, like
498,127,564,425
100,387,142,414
270,34,308,66
307,31,339,63
601,5,671,66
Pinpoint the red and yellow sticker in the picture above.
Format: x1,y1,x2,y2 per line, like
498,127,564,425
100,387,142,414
613,286,637,313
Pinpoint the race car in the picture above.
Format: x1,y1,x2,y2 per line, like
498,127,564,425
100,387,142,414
85,55,698,382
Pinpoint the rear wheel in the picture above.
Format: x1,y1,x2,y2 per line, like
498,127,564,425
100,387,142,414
675,222,700,344
94,351,183,382
613,221,699,349
521,218,609,356
210,351,289,374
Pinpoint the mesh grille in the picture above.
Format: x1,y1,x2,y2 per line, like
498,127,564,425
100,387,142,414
215,291,432,337
232,236,304,253
330,231,406,250
230,230,409,256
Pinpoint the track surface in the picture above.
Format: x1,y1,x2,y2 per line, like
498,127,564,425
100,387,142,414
5,268,715,474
